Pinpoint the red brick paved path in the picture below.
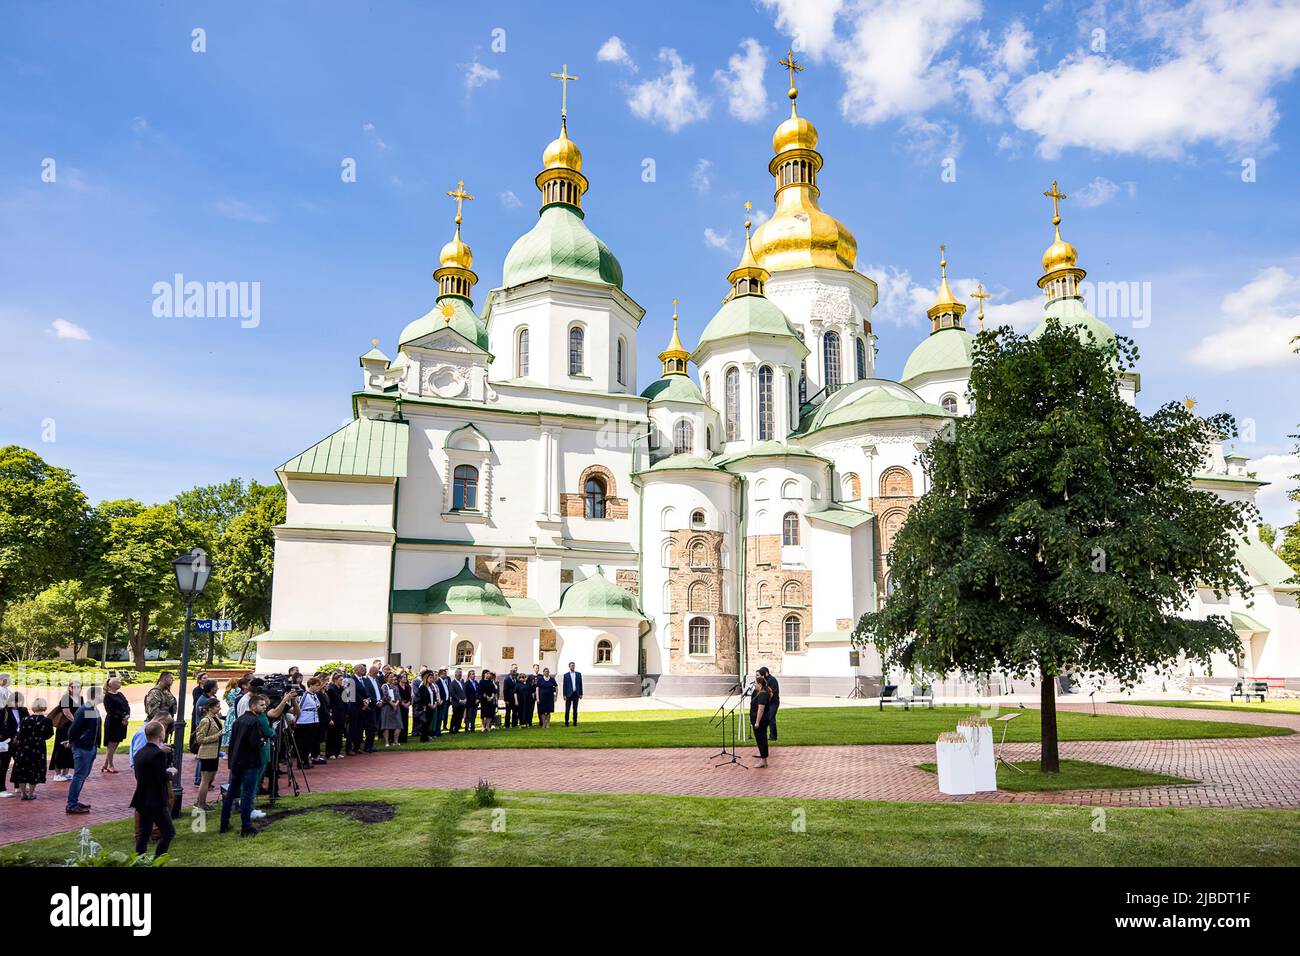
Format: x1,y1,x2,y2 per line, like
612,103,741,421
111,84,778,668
3,702,1297,846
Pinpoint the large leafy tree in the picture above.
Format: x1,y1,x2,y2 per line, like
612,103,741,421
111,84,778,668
0,446,91,627
97,501,204,669
854,321,1250,772
0,579,111,661
215,482,285,660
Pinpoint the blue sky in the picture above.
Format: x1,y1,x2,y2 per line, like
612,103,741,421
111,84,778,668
2,0,1299,528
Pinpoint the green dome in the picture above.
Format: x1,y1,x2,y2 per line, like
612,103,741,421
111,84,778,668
641,375,706,405
553,567,644,619
399,297,489,352
801,380,949,433
901,327,974,383
1029,296,1117,349
503,205,623,289
694,294,805,354
420,558,512,616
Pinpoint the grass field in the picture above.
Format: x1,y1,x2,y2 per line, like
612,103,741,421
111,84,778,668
915,759,1197,792
5,787,1297,867
1129,699,1300,715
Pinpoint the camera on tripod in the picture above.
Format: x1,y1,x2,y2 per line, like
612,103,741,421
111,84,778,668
252,674,298,710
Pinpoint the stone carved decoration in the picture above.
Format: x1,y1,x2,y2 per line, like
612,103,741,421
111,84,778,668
422,364,468,399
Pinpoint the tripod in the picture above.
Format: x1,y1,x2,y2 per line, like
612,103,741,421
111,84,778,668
993,712,1025,774
708,682,750,769
268,719,312,803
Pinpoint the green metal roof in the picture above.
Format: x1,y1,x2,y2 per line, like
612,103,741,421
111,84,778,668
360,346,389,366
638,453,724,474
399,296,489,352
553,567,645,619
1235,536,1299,590
1192,471,1268,487
806,629,853,644
641,374,707,405
901,327,974,383
503,204,623,289
280,418,408,479
693,294,807,356
715,440,829,468
392,558,534,617
806,505,875,529
1029,296,1118,352
1231,611,1267,632
800,382,949,433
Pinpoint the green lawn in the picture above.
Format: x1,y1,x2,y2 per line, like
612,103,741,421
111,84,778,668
6,787,1298,867
380,705,1289,750
916,759,1196,792
1130,699,1300,715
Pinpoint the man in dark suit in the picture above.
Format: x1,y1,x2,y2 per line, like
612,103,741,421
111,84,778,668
449,669,468,733
502,665,519,728
563,661,584,726
0,692,28,797
413,669,434,742
130,721,176,857
435,668,452,733
464,670,479,733
757,667,780,740
346,663,376,754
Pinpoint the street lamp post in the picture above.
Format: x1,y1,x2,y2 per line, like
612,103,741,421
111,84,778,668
170,547,212,815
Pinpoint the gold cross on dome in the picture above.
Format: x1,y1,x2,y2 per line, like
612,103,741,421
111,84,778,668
446,180,474,224
744,199,753,234
672,297,679,319
1044,179,1067,225
550,63,580,124
970,283,991,331
778,48,803,90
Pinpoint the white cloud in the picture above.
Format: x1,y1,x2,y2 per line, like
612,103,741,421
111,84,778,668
983,295,1042,331
759,0,844,58
1250,452,1300,530
50,318,90,341
704,227,737,254
361,122,388,151
1073,176,1121,208
214,198,270,224
1188,266,1300,371
499,190,522,209
130,116,150,134
628,49,710,132
1007,0,1300,158
691,159,713,193
715,37,770,122
896,116,962,164
464,62,500,90
750,207,771,227
995,19,1036,74
597,36,637,71
864,263,1041,330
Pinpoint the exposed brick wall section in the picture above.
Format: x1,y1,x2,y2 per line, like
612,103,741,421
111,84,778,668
869,494,918,610
474,556,528,597
744,534,812,673
664,529,738,674
559,492,628,519
616,569,639,593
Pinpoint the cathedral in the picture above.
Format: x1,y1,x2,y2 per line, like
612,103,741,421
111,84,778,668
256,58,1299,696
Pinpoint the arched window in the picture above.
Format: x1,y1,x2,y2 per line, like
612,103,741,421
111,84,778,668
688,582,708,612
688,617,710,655
782,581,803,606
855,337,867,380
661,539,673,568
617,337,627,385
703,373,711,404
568,326,585,376
690,509,706,529
754,478,769,500
516,327,529,378
941,394,958,415
757,365,774,441
783,614,802,653
663,581,672,612
879,466,914,498
584,475,607,519
781,479,799,499
724,366,739,442
782,511,800,546
455,640,474,665
596,638,613,664
823,331,842,388
452,464,478,511
705,426,713,451
757,582,771,607
798,359,807,405
843,472,861,500
673,419,694,456
689,539,708,568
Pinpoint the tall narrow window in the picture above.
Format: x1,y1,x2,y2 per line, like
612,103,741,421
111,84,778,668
516,328,529,378
703,373,711,404
452,465,478,511
823,331,842,388
799,360,807,405
673,419,694,456
855,337,867,380
584,475,607,518
617,338,626,385
757,365,774,441
783,615,802,653
688,617,710,655
568,326,585,376
724,366,739,442
782,511,800,546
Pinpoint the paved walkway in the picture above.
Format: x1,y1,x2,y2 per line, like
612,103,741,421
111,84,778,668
3,703,1297,847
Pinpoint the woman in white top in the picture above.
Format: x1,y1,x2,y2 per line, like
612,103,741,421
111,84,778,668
292,677,326,768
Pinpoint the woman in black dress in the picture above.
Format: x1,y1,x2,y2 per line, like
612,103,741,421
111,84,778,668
397,671,412,743
536,668,558,729
325,671,348,759
478,671,498,731
750,674,770,768
48,681,81,778
12,699,56,799
101,677,130,773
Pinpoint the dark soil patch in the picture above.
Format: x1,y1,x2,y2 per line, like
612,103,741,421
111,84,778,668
259,800,397,828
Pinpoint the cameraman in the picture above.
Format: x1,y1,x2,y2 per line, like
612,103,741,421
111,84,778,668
219,690,296,837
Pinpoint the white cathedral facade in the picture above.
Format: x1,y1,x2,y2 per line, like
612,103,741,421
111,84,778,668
257,66,1300,696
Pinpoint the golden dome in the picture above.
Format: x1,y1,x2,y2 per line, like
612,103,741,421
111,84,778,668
773,112,818,154
1041,228,1078,274
439,228,473,271
542,127,583,173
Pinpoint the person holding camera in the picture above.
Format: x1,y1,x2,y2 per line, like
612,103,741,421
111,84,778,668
130,721,177,858
295,676,327,766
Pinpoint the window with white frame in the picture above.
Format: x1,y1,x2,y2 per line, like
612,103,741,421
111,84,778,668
568,326,585,376
724,366,739,442
455,640,474,665
516,327,529,378
758,364,774,441
823,331,842,387
783,614,802,653
688,616,710,655
673,418,694,456
452,465,479,511
617,337,627,385
782,511,800,545
595,638,613,664
941,393,958,415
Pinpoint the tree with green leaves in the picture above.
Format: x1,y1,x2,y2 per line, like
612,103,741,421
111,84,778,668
0,446,91,627
854,321,1251,773
215,482,285,661
96,501,204,669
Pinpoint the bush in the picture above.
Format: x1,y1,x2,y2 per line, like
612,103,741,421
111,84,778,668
315,661,352,678
474,778,496,808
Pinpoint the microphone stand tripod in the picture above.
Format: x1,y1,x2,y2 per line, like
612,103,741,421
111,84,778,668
709,681,750,769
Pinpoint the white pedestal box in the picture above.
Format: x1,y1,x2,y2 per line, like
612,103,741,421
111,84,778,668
956,718,997,792
935,732,978,795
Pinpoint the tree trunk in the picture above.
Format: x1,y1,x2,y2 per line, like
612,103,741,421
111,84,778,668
1039,670,1060,773
131,614,148,670
237,624,252,665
